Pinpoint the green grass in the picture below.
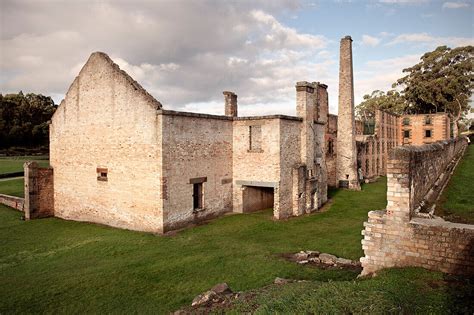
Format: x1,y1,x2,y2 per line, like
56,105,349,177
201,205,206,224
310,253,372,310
0,178,24,197
0,156,49,175
438,144,474,224
229,268,473,314
0,179,387,313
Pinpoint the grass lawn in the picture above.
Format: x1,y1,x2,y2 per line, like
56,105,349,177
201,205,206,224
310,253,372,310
0,156,49,175
0,178,24,197
1,177,471,313
1,179,385,313
438,144,474,224
227,268,472,314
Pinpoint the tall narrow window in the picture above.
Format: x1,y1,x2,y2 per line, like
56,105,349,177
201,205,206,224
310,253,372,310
193,183,203,210
404,130,410,138
425,129,432,138
249,125,262,151
424,115,432,125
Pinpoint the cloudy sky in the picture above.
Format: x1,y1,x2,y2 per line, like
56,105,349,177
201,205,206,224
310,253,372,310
1,0,472,116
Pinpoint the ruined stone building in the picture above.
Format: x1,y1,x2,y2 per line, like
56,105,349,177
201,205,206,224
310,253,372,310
35,35,454,233
49,52,333,233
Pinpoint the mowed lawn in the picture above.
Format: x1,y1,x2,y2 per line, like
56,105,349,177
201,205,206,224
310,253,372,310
0,156,49,175
0,178,24,197
1,179,388,313
438,144,474,224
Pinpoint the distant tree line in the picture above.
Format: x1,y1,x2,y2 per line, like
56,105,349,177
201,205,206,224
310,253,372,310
356,45,473,133
0,92,57,150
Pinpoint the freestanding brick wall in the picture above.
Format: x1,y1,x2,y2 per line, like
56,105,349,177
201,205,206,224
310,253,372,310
360,137,473,276
24,161,54,219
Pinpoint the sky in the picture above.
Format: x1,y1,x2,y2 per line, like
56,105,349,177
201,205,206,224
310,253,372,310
1,0,473,116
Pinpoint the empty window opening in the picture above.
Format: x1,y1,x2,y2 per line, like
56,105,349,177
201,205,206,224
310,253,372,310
97,167,108,181
425,116,432,125
402,117,410,126
193,183,203,210
425,129,432,138
249,125,262,151
404,130,410,138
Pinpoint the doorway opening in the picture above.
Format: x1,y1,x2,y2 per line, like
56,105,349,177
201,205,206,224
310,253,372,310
242,186,274,212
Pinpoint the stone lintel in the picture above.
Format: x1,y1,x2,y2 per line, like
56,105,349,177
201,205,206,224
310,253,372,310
189,177,207,184
235,180,278,188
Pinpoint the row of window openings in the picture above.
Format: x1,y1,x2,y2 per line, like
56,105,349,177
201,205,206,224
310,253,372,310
403,130,432,138
402,116,432,126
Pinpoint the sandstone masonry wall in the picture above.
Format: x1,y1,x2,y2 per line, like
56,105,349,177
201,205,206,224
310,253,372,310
360,137,473,276
50,52,164,233
160,111,233,232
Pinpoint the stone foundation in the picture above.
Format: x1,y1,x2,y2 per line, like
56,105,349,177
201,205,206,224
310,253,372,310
360,137,473,276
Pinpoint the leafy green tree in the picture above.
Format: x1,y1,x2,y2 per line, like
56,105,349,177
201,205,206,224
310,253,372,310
356,89,406,121
0,92,57,149
394,45,474,134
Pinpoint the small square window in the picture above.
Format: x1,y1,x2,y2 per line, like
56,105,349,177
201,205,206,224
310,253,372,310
402,118,410,126
425,130,432,138
97,167,108,181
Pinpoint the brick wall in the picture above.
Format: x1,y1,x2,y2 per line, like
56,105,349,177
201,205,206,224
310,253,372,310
399,113,451,146
360,137,473,276
0,194,24,211
24,162,54,219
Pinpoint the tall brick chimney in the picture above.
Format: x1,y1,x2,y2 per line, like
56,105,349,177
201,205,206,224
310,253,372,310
223,91,237,117
336,35,360,190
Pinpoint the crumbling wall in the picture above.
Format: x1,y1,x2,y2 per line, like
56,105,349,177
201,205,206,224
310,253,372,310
325,114,337,187
360,137,473,276
0,194,24,211
24,161,54,219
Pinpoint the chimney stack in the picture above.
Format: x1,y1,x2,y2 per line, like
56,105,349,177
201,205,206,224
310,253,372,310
223,91,238,117
336,35,360,190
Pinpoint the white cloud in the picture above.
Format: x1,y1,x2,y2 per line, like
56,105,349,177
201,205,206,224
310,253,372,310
442,2,470,9
354,54,420,105
388,32,474,46
361,35,381,47
0,1,333,116
378,0,429,4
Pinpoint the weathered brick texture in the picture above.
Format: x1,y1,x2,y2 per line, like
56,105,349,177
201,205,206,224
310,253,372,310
361,137,473,276
24,161,54,219
0,194,24,211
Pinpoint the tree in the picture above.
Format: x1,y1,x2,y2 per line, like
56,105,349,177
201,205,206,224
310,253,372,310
0,92,57,149
394,45,474,135
356,89,406,121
